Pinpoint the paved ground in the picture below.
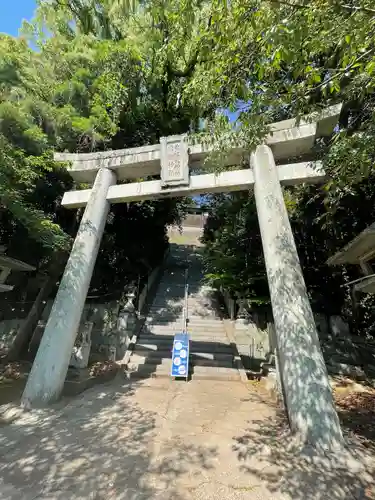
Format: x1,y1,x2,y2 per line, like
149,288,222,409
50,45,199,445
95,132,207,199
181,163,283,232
0,376,374,499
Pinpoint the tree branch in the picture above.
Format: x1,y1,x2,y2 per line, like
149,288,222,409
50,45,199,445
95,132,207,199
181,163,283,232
167,51,199,78
289,46,375,105
313,47,374,93
54,0,81,20
270,0,307,9
271,0,375,14
340,4,375,14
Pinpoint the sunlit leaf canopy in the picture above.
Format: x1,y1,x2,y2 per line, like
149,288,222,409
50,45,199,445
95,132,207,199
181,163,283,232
1,0,375,332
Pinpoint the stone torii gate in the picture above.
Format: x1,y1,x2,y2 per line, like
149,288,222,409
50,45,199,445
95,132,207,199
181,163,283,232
22,105,344,449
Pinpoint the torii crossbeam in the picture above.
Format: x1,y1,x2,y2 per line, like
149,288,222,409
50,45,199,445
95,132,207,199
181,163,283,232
22,104,344,450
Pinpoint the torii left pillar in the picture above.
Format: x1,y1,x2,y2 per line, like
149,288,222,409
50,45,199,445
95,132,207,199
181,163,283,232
22,168,116,407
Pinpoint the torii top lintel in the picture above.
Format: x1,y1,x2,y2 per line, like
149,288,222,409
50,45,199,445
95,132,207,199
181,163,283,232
54,104,342,185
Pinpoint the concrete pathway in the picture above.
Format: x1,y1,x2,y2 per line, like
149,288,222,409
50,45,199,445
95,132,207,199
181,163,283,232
0,376,374,499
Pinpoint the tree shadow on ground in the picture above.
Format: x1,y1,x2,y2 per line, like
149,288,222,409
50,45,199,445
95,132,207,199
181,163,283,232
232,402,375,500
0,376,218,499
335,390,375,449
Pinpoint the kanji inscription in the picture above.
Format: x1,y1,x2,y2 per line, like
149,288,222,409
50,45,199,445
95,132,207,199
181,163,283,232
160,135,189,187
168,142,183,178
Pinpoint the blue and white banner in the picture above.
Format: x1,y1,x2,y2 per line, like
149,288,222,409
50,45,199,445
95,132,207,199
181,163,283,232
171,332,190,378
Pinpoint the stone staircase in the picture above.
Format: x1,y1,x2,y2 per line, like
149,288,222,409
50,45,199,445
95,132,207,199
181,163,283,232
126,244,241,381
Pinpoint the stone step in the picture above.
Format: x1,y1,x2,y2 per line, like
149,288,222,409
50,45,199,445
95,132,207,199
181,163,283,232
150,300,183,306
234,340,253,348
157,281,201,286
152,292,203,299
136,336,231,347
155,280,202,285
155,290,210,292
153,288,210,293
139,333,229,342
142,321,225,337
157,279,203,283
150,309,209,315
161,278,203,285
128,363,241,381
132,347,233,361
144,317,224,326
140,327,228,335
149,302,217,309
141,327,226,335
146,309,184,315
148,310,219,318
187,320,225,326
142,325,226,333
152,292,184,296
147,312,221,318
128,355,233,368
142,325,225,333
187,306,221,311
154,288,185,293
155,290,215,292
145,316,222,325
156,287,203,292
138,336,230,345
135,341,234,354
154,286,206,292
141,323,226,331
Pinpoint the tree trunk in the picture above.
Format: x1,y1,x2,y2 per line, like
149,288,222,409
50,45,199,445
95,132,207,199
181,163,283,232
5,252,67,362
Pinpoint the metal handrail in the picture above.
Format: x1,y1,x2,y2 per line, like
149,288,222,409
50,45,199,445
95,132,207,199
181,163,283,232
340,273,375,288
183,268,189,333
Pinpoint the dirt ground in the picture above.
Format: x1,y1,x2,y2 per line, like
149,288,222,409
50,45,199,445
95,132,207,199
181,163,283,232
0,374,374,500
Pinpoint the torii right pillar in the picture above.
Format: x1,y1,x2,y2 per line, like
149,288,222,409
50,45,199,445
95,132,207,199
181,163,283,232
252,145,343,450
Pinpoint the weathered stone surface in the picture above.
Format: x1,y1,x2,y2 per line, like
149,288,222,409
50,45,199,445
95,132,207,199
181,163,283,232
55,104,341,185
233,317,270,370
327,222,375,265
0,319,23,350
330,316,351,338
22,168,116,407
70,322,93,369
61,161,324,208
314,313,330,338
252,144,343,449
160,135,189,187
326,362,366,379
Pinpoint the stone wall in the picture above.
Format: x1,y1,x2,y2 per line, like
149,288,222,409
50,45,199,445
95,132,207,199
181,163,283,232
0,250,168,363
232,308,271,370
167,225,204,247
181,213,208,228
232,311,334,369
221,292,375,376
0,319,24,352
0,300,122,358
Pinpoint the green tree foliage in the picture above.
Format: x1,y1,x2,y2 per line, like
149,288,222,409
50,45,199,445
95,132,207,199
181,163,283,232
0,0,200,296
179,0,375,334
202,192,269,305
1,0,205,357
0,36,73,254
3,0,375,337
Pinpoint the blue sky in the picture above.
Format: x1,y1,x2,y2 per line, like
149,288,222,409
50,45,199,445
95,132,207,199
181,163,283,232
0,0,36,36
